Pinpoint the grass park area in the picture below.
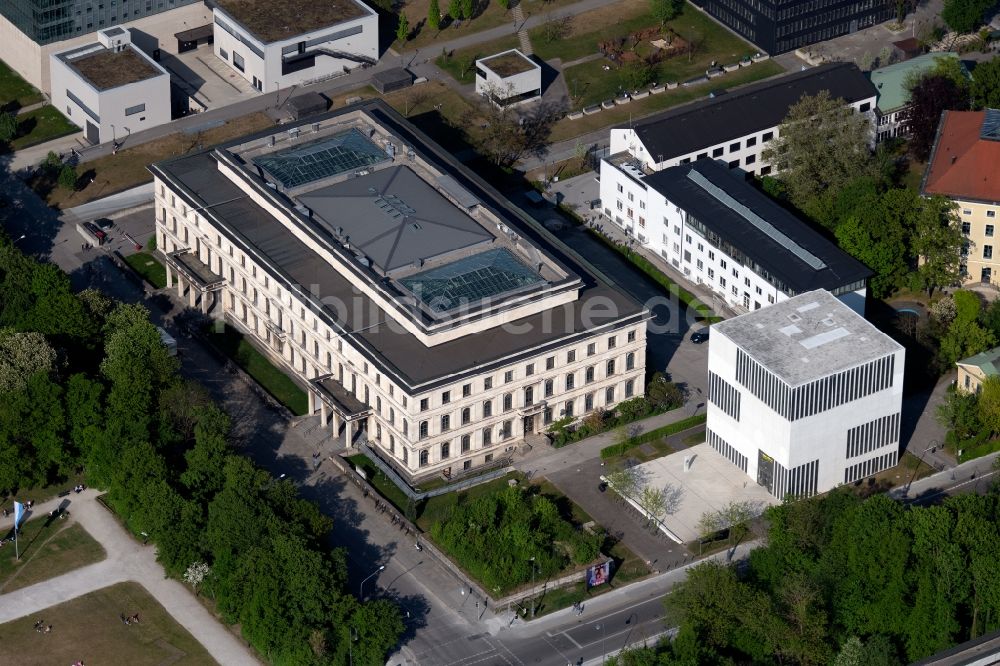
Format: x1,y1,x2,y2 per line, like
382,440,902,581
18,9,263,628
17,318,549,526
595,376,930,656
0,581,215,666
0,59,44,109
6,106,78,151
31,112,274,209
124,252,167,289
205,323,308,415
0,520,106,593
346,453,412,512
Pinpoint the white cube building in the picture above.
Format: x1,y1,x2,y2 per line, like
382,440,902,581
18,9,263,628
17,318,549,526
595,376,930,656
212,0,378,92
475,49,542,107
605,63,876,179
49,27,170,145
599,159,871,314
706,289,905,499
149,100,649,483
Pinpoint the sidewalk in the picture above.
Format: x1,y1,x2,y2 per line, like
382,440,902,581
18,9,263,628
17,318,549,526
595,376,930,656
0,490,260,666
8,133,84,172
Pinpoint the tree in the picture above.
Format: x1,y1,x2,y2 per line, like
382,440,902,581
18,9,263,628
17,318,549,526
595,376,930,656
0,112,17,143
650,0,684,25
605,465,644,498
977,376,1000,434
396,14,410,42
0,328,56,394
58,164,78,190
762,91,875,211
834,197,909,298
942,0,994,34
460,0,474,20
470,86,563,167
939,318,996,365
447,0,461,20
183,561,211,590
646,372,684,410
904,74,969,161
910,195,964,294
936,389,982,440
428,0,441,30
971,56,1000,109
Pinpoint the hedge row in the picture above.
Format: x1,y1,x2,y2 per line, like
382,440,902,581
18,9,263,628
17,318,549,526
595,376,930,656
599,413,707,459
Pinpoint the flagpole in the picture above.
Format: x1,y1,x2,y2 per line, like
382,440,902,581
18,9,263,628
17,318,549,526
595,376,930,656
14,524,18,561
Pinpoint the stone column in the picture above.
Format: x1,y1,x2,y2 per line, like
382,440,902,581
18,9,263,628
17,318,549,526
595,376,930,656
320,401,328,426
331,411,341,435
165,263,173,289
176,275,185,299
188,285,197,308
308,389,316,415
201,291,210,315
345,420,354,447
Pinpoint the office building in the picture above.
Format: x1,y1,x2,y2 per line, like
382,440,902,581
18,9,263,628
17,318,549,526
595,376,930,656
149,100,648,482
0,0,204,92
869,53,969,142
707,289,905,498
690,0,892,55
211,0,378,91
50,27,171,144
922,109,1000,286
598,159,871,313
606,63,876,179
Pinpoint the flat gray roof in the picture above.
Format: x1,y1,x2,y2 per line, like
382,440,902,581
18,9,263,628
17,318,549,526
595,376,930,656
298,166,494,273
713,290,903,385
150,101,646,391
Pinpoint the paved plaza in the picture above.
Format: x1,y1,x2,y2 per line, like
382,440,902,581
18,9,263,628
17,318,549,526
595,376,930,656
623,443,779,543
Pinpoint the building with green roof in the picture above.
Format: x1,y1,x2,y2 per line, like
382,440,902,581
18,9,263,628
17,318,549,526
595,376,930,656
956,345,1000,394
868,53,969,142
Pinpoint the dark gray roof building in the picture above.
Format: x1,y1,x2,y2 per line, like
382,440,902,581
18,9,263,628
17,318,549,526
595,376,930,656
644,160,871,295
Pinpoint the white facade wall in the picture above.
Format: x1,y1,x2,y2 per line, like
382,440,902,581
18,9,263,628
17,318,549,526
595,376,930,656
153,178,647,480
607,95,877,177
706,330,905,497
475,55,541,104
598,160,867,314
49,46,171,144
212,6,377,92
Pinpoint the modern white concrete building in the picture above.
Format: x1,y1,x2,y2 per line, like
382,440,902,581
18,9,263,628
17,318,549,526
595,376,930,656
50,27,170,144
475,49,541,107
706,289,905,499
599,159,871,314
211,0,378,92
149,100,648,483
604,63,876,179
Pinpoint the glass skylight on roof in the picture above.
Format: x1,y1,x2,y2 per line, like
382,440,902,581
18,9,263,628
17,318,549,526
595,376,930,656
982,109,1000,141
256,128,389,187
400,248,544,312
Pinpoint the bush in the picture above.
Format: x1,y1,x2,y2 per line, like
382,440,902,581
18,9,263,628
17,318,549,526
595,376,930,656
0,112,17,143
58,164,77,190
146,234,157,252
600,413,707,459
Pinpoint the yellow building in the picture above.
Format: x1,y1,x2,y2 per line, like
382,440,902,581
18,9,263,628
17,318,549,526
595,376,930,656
956,347,1000,394
922,109,1000,286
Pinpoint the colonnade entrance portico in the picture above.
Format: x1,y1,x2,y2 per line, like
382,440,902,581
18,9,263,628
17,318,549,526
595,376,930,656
164,249,225,315
310,374,371,446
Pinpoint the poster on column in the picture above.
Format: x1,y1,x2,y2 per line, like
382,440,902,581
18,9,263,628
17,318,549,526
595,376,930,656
586,560,612,588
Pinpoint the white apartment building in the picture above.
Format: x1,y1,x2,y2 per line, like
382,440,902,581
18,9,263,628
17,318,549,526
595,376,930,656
605,63,876,179
149,100,648,483
475,49,542,107
49,27,170,144
599,159,870,314
212,0,378,92
707,289,905,498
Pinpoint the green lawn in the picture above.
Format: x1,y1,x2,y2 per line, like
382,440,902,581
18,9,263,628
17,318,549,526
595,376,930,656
206,324,308,415
3,474,86,509
8,106,78,151
0,521,106,593
0,581,216,666
416,472,523,531
124,252,167,289
346,453,411,512
0,59,43,109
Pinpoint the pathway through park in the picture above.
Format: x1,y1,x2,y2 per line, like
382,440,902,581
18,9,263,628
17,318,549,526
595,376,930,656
0,490,259,666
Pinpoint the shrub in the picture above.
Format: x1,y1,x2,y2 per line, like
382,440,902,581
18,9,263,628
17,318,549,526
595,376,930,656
600,413,707,459
58,164,78,190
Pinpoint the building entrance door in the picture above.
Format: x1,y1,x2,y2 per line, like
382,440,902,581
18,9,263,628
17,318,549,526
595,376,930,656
522,415,535,434
85,120,99,145
757,450,775,493
982,267,992,284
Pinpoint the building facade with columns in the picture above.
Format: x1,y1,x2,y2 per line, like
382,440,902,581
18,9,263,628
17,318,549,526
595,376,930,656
150,100,649,482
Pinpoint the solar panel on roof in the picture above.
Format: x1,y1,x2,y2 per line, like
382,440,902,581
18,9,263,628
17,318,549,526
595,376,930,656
981,109,1000,141
400,248,544,312
256,128,389,188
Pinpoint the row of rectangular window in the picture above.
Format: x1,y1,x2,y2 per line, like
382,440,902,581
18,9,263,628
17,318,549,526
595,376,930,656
769,456,819,500
735,349,894,421
846,412,900,459
707,428,748,473
708,371,741,421
844,450,897,484
419,351,637,411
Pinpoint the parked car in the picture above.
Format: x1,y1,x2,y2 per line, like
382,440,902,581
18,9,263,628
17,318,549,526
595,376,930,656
690,327,710,344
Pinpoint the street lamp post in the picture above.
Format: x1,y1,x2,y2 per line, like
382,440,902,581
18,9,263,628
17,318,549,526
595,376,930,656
529,556,536,618
12,234,26,244
360,564,385,600
905,440,939,495
596,623,607,663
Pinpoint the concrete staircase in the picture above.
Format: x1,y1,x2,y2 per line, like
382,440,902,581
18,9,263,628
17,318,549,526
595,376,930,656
512,2,533,56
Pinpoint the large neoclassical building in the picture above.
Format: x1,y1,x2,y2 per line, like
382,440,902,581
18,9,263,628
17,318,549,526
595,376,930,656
150,100,648,482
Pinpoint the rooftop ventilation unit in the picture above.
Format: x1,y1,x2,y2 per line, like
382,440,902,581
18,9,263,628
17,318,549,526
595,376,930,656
288,128,300,140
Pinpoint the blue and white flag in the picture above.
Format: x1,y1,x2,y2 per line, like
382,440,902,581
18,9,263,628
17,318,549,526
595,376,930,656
13,501,25,531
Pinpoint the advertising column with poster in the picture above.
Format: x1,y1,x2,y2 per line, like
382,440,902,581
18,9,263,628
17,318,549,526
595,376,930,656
586,560,613,588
